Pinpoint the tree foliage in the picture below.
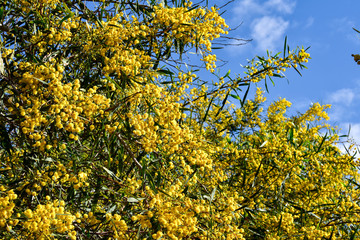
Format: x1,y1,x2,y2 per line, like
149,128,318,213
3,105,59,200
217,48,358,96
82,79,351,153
1,0,360,239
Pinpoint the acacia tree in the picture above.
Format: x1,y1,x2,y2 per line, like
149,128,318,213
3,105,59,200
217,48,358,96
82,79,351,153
1,0,360,239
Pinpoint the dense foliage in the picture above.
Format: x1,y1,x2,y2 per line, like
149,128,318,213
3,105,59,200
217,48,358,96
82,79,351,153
1,0,360,239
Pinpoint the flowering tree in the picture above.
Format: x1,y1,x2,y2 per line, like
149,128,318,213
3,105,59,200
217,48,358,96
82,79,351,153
1,0,360,239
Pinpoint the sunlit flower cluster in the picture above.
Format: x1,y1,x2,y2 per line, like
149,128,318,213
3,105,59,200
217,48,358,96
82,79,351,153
244,49,311,83
16,0,59,12
0,188,17,229
6,61,111,150
23,200,77,239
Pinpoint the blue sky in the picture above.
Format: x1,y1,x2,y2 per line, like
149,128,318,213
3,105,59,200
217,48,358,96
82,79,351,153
210,0,360,145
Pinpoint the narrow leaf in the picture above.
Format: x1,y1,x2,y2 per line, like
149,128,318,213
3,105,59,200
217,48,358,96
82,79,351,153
230,94,241,101
215,90,230,118
127,197,145,203
210,186,217,202
0,53,4,75
283,36,287,58
353,27,360,34
292,64,302,76
102,166,121,182
0,7,4,20
316,133,328,154
201,95,215,127
240,84,251,107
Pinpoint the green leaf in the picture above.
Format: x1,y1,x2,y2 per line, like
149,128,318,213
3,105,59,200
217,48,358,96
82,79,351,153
259,141,267,148
201,95,215,128
272,73,283,78
211,47,224,50
157,69,174,76
329,229,334,240
223,69,231,78
276,215,283,234
210,186,217,202
32,76,48,85
0,123,12,154
316,133,328,154
230,94,241,101
0,7,4,20
102,166,121,182
185,5,199,12
252,162,262,188
240,84,251,107
107,204,117,213
237,82,250,87
283,36,287,58
215,90,230,118
287,128,294,145
108,23,122,28
268,76,275,86
264,78,269,93
127,197,145,203
0,53,4,75
159,80,176,84
292,64,302,76
182,169,198,194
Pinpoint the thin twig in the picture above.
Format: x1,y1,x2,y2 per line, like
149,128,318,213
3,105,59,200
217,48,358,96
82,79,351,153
116,134,143,170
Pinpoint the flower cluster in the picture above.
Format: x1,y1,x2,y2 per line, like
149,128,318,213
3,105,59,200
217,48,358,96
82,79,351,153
244,48,311,83
8,61,111,151
0,188,17,230
23,200,77,239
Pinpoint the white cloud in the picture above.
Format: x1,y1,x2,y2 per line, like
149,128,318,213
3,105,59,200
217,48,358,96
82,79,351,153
305,17,314,28
333,17,355,31
290,98,313,112
230,0,295,53
251,16,289,51
265,0,296,14
328,88,355,106
326,88,358,122
328,107,346,122
233,0,296,18
233,0,264,18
